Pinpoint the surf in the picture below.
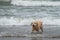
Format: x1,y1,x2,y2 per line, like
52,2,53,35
11,1,60,6
0,17,60,26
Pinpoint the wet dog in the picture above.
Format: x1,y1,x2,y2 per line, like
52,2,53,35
31,20,43,33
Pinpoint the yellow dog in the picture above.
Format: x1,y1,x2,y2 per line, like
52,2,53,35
31,20,43,32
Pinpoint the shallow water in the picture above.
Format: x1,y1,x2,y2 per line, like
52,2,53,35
0,25,60,37
0,25,60,40
0,37,60,40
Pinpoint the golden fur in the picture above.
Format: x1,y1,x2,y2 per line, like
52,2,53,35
31,20,43,32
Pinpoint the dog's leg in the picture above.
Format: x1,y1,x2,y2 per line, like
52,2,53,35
40,23,43,32
40,24,43,33
40,27,43,32
32,27,35,33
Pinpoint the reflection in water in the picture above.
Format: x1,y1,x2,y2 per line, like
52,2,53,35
31,37,42,40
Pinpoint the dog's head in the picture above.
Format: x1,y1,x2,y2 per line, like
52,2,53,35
31,21,38,27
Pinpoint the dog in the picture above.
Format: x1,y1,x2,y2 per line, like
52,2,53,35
31,20,43,32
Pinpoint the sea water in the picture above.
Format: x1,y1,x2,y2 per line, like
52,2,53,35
0,0,60,40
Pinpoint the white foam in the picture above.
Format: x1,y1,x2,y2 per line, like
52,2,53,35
41,17,60,25
0,17,18,25
0,17,33,25
0,17,60,25
11,0,60,6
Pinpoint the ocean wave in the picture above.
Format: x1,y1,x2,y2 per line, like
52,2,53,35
0,17,33,25
0,17,60,26
11,1,60,6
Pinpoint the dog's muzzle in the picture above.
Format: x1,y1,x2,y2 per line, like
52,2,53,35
32,24,37,27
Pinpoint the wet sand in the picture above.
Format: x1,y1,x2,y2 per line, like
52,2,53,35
0,25,60,40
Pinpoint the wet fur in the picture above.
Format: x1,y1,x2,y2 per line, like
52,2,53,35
31,20,43,32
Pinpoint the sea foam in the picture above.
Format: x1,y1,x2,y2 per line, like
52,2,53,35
11,1,60,6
